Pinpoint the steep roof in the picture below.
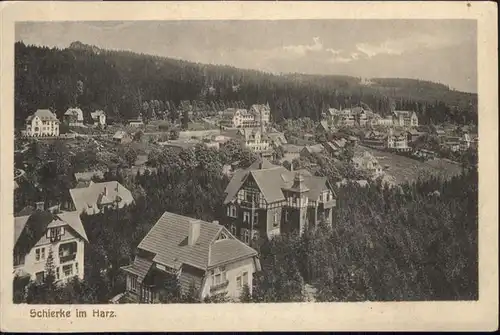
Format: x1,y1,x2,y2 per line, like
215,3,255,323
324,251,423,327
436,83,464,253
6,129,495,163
69,181,134,214
27,109,59,122
223,158,333,204
64,108,84,121
14,210,88,254
121,256,153,283
137,212,257,271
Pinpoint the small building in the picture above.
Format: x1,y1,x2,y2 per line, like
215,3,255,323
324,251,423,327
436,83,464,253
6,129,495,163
90,110,106,127
352,152,383,176
281,144,303,163
324,138,347,157
117,212,261,303
335,179,369,188
387,129,410,151
300,144,325,159
14,206,88,284
317,120,337,134
69,181,135,215
25,109,60,137
74,171,104,182
128,118,144,127
113,130,132,144
64,108,85,127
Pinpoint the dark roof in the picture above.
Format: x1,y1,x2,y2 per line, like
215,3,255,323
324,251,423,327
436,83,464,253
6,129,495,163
223,158,333,204
121,256,153,283
137,212,257,271
14,211,88,255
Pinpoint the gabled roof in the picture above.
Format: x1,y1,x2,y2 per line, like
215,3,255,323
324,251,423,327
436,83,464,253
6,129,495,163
14,210,88,253
302,144,324,154
223,158,333,204
64,108,84,121
69,181,134,214
121,256,153,283
137,212,257,271
27,109,59,123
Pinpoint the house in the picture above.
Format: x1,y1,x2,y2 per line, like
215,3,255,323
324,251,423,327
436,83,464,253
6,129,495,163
223,157,336,242
69,180,134,215
378,115,394,126
113,130,132,144
324,138,347,156
90,110,106,127
392,111,418,127
387,129,410,151
317,120,337,134
335,179,369,188
266,130,287,147
352,152,383,176
159,139,200,152
116,212,261,303
353,107,369,127
432,127,447,137
25,109,60,137
236,128,273,158
249,103,271,125
64,108,84,126
128,117,144,127
443,138,461,152
74,171,104,182
13,205,88,284
405,129,424,143
414,149,437,160
322,108,341,122
281,144,303,163
300,144,324,159
219,108,260,129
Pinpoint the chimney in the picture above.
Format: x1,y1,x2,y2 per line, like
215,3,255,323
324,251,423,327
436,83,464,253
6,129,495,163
188,220,201,246
212,220,219,225
35,201,45,211
103,186,107,196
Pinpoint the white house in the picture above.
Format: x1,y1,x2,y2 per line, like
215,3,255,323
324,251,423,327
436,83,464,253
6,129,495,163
25,109,60,137
14,206,88,283
64,108,84,126
249,103,271,125
90,110,106,127
69,181,135,215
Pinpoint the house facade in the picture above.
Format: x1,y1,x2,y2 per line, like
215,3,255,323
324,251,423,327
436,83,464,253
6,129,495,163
393,111,418,127
237,128,273,158
249,103,271,125
219,108,259,129
113,130,132,144
352,152,383,177
64,108,84,126
223,158,336,243
25,109,60,137
69,181,135,215
91,110,106,127
117,212,261,303
387,129,410,151
14,207,88,284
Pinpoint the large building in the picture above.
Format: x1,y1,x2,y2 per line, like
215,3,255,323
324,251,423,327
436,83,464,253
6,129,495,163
249,103,271,125
219,108,259,129
392,111,419,127
223,158,336,243
69,181,135,215
24,109,60,137
14,205,88,283
116,212,261,303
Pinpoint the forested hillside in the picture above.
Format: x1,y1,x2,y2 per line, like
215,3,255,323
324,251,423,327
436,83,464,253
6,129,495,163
15,42,477,127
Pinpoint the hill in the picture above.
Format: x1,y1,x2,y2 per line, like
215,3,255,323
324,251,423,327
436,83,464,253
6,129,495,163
14,41,477,127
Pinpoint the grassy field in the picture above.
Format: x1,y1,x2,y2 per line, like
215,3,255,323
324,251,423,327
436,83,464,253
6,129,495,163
358,145,463,184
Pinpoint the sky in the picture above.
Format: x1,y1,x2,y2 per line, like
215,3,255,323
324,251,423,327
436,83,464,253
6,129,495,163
16,20,477,93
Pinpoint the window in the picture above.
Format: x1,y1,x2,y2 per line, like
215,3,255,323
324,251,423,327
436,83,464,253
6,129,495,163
273,212,280,227
243,212,250,223
230,225,237,236
284,210,289,222
63,264,73,277
236,275,242,288
242,229,250,244
14,253,25,266
212,267,227,286
245,192,253,203
75,262,79,275
242,272,249,287
227,205,237,218
252,212,259,225
35,247,46,262
130,275,138,292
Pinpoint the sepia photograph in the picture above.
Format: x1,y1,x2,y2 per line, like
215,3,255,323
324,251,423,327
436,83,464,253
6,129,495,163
1,1,498,332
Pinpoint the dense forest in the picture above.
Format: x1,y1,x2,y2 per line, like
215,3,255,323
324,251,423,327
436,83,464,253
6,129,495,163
15,42,477,128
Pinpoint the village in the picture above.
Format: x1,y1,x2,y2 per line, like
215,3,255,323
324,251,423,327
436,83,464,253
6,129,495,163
13,99,477,304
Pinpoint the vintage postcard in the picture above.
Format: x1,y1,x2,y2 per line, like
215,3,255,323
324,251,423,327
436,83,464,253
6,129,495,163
0,1,498,332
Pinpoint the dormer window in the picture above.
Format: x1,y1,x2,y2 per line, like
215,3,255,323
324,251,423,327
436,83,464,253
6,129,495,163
216,232,228,241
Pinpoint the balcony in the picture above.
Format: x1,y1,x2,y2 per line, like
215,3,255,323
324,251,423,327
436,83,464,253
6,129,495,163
210,280,229,292
59,253,76,264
